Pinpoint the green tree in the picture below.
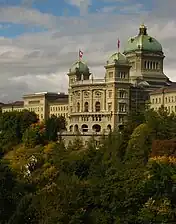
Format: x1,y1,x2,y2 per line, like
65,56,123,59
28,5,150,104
22,122,46,148
0,111,38,154
0,161,19,224
45,115,66,142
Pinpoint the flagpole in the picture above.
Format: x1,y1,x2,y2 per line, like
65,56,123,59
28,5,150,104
117,38,120,53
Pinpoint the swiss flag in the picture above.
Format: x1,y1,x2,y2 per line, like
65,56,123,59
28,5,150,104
117,39,120,50
79,50,83,59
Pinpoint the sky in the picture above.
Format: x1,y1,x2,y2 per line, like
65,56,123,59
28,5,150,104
0,0,176,102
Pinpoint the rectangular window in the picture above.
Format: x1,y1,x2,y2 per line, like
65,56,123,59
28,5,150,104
108,103,112,111
119,103,126,112
109,72,113,78
119,91,126,98
119,72,126,79
108,90,112,98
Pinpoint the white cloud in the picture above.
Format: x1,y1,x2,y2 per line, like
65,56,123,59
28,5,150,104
0,1,176,102
66,0,91,15
98,6,117,13
0,6,58,28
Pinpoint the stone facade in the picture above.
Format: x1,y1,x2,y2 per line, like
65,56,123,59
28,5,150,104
150,83,176,114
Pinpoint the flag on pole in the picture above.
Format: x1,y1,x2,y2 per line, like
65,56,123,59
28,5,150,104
117,39,120,52
79,50,83,60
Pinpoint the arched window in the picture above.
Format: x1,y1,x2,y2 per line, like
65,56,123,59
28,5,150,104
147,61,150,69
95,102,100,112
82,124,88,132
107,124,111,131
144,61,147,69
92,124,101,132
74,124,79,132
69,125,73,132
84,102,89,112
77,102,80,112
156,62,159,69
150,61,152,69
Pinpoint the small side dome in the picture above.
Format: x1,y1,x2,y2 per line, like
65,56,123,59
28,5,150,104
107,52,128,65
69,60,89,74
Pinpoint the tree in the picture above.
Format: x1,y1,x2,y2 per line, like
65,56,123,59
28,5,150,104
22,122,46,148
0,111,38,154
0,160,19,224
45,115,66,142
126,123,152,164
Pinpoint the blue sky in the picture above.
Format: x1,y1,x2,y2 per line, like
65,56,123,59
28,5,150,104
0,0,176,101
0,0,155,38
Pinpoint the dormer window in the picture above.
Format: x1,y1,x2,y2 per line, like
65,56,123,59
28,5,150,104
149,37,153,42
131,38,134,43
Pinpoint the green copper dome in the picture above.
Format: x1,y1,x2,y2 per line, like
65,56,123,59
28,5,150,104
107,52,128,65
69,60,89,74
124,24,162,54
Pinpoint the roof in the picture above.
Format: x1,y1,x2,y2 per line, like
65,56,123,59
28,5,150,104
69,60,89,74
23,92,67,98
150,82,176,95
49,99,69,104
124,24,162,54
107,52,128,65
2,101,24,107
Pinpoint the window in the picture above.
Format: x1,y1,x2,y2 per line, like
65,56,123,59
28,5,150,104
147,61,150,69
84,102,89,112
150,61,152,69
165,97,167,103
156,62,159,69
108,103,112,111
109,72,113,78
82,124,88,132
144,61,147,69
107,124,111,131
119,115,124,123
156,98,158,103
95,102,100,112
69,125,73,132
119,90,126,98
119,72,126,79
119,103,126,112
77,102,80,112
92,124,101,133
159,98,161,103
108,90,112,98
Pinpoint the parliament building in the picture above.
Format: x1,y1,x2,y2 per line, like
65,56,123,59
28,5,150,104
1,24,172,134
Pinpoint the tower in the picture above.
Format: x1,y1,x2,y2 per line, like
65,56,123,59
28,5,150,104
123,24,170,89
67,60,91,87
105,52,131,129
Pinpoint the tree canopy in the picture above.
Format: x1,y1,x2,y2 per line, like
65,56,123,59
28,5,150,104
0,108,176,223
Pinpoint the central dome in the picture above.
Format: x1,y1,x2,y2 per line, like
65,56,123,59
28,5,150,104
123,24,162,54
69,61,89,74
